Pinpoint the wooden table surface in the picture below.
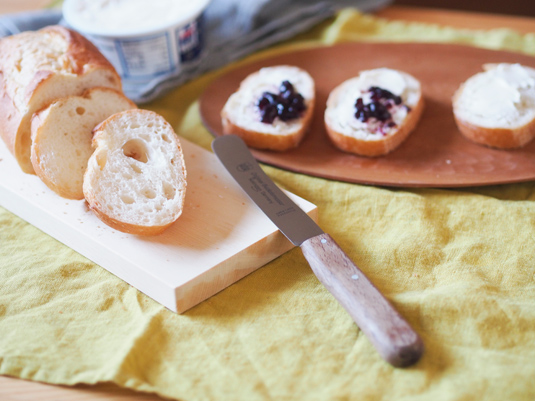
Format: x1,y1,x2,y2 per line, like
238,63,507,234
1,1,534,400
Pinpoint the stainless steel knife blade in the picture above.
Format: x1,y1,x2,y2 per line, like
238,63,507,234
211,134,323,246
212,135,424,367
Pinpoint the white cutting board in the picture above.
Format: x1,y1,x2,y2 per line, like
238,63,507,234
0,137,317,313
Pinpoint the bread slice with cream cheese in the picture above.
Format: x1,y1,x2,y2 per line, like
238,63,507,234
453,63,535,149
221,65,315,151
324,68,424,157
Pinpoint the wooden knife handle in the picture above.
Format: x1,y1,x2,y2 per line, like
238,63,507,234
300,233,424,367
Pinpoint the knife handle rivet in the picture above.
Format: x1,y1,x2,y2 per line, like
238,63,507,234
321,238,327,244
351,274,359,280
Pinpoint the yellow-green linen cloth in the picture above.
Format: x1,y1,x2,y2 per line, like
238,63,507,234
1,9,535,401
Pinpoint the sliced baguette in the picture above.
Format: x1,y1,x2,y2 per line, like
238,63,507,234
83,110,187,236
0,25,122,174
30,88,137,200
324,68,424,157
221,65,315,151
453,63,535,149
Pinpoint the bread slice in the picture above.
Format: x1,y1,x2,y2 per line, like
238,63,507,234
83,110,187,236
324,68,424,157
453,63,535,149
0,25,122,174
221,65,315,151
30,88,137,200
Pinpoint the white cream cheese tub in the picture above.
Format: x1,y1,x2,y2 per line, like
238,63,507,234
63,0,210,99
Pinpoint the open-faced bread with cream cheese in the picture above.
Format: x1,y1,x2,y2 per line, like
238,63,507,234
221,65,315,151
453,63,535,149
30,87,137,200
0,25,122,174
83,109,187,236
324,68,424,157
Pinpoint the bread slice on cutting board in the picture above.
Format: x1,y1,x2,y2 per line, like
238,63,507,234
83,109,187,236
0,25,122,174
324,68,424,157
30,87,137,200
453,63,535,149
221,65,315,151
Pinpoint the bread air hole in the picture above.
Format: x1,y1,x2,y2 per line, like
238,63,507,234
76,107,85,115
122,139,148,163
96,152,107,171
142,189,157,199
120,194,135,204
130,163,142,174
163,182,176,200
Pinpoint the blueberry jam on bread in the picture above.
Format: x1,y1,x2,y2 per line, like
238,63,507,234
354,86,411,135
324,68,424,157
221,65,315,151
257,80,307,124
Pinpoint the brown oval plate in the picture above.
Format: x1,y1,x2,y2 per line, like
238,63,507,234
199,42,535,187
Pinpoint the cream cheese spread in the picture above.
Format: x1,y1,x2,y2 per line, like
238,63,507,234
63,0,210,37
454,63,535,128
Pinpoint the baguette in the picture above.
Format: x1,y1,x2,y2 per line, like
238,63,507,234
221,65,315,151
83,110,187,236
0,25,122,174
324,68,424,157
30,88,137,200
453,63,535,149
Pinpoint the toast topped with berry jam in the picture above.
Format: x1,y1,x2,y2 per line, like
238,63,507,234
221,65,315,151
453,63,535,149
324,68,424,157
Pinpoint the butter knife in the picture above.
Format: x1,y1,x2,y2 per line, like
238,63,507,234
212,135,424,367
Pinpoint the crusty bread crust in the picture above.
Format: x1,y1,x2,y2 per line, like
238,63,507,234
82,202,176,236
324,78,425,157
221,65,315,151
325,96,424,157
221,96,315,151
453,84,535,149
0,25,122,174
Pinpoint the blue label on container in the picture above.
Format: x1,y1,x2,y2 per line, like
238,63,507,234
177,14,204,63
115,31,176,78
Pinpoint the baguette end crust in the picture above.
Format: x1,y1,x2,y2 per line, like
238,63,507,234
220,65,315,151
83,110,187,236
0,25,122,174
